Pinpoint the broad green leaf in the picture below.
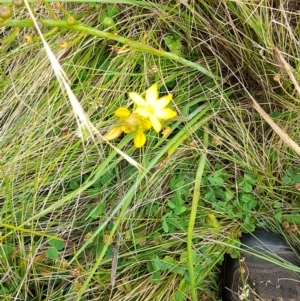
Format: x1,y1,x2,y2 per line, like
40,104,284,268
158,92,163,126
153,256,162,271
174,205,186,215
48,239,65,251
242,182,252,193
244,174,256,184
162,220,169,233
293,174,300,183
282,176,291,184
167,200,176,209
175,291,185,301
208,176,224,186
89,203,106,219
46,247,59,260
241,194,254,203
150,271,161,284
204,190,215,202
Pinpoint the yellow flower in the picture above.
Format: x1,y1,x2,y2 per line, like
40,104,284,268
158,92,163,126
104,107,151,148
128,84,177,133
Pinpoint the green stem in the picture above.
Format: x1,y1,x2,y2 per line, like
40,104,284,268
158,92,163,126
187,129,208,301
2,19,218,80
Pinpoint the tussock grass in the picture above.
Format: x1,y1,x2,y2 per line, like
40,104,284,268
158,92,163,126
1,1,300,300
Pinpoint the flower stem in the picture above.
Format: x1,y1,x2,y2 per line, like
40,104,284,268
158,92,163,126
2,19,219,80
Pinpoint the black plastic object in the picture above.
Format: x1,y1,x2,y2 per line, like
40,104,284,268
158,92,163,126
222,230,300,301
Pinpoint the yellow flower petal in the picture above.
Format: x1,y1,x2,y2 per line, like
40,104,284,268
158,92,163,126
156,94,172,109
141,118,152,130
121,125,131,133
134,131,146,148
104,126,123,140
115,107,130,119
150,115,162,133
145,84,158,105
128,92,147,107
135,107,151,118
155,108,177,120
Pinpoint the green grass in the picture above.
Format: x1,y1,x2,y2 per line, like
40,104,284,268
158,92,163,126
1,1,300,300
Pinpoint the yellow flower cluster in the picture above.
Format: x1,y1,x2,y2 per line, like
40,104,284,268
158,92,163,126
104,84,177,147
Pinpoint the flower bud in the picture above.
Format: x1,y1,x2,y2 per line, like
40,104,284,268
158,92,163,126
13,0,24,8
54,2,61,9
66,16,78,26
59,41,68,49
104,127,123,140
0,4,13,20
101,16,115,28
24,34,33,44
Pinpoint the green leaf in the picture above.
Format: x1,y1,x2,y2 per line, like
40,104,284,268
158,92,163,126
216,201,226,208
105,245,114,259
88,203,106,219
180,251,188,263
48,239,65,251
164,35,182,55
241,194,254,203
106,5,120,17
293,174,300,183
100,172,114,185
69,179,80,190
204,190,215,202
273,201,281,208
244,174,256,184
162,220,169,233
282,175,291,184
215,187,225,198
229,248,239,259
167,200,176,209
208,176,224,186
174,205,186,215
175,180,185,188
150,271,161,284
242,182,252,193
235,211,243,218
243,221,255,232
161,256,175,270
171,265,186,275
175,291,185,301
184,270,191,283
173,194,184,206
242,201,251,210
225,190,234,201
286,169,294,178
147,261,154,272
249,199,257,208
170,175,184,190
46,247,59,260
270,111,281,118
275,211,282,221
215,163,224,170
152,256,162,270
194,263,203,273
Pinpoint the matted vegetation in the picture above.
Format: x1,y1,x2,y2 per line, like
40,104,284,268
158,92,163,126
1,1,300,300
